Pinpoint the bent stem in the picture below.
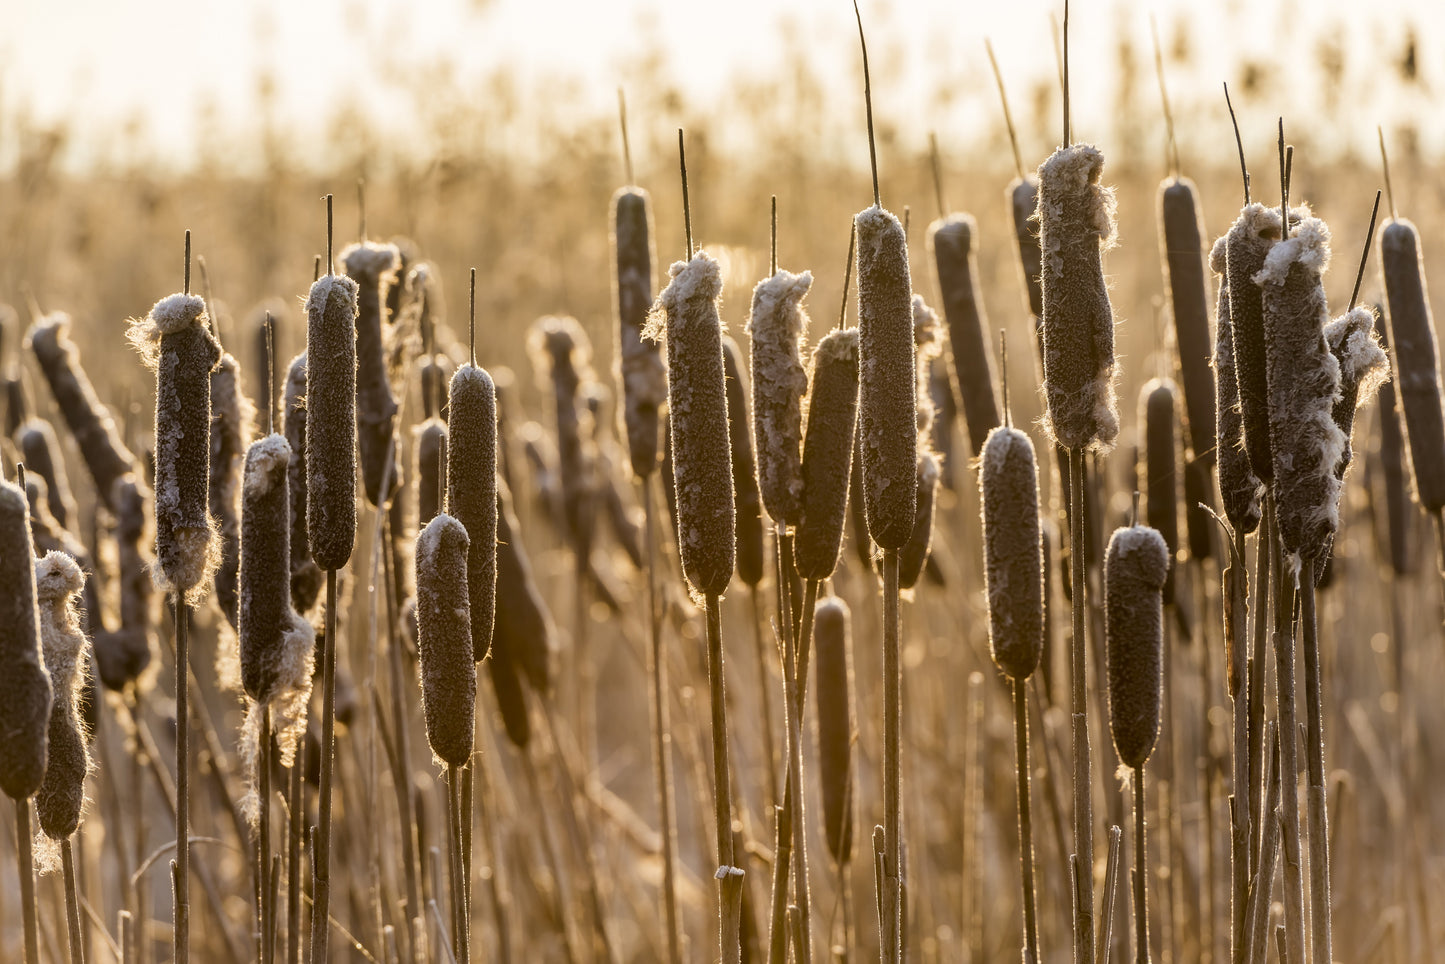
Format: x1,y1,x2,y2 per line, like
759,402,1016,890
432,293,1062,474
1014,677,1040,962
1068,447,1095,964
175,596,191,964
309,569,339,964
704,591,744,964
1299,559,1331,964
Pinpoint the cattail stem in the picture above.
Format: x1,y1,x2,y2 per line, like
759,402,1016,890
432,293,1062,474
642,480,682,964
1100,823,1123,964
1299,559,1331,964
750,584,779,815
1228,526,1252,961
310,569,338,964
768,529,797,964
1132,769,1148,964
446,764,470,963
62,837,83,964
16,800,39,964
881,547,903,964
780,578,819,961
287,737,303,964
1246,496,1273,869
257,706,272,964
1013,678,1040,962
704,592,743,964
1270,514,1306,964
380,517,422,958
174,596,190,964
1068,447,1095,964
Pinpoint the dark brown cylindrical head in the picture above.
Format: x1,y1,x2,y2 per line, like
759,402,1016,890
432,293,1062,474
1258,213,1347,570
1036,145,1119,452
1105,524,1168,770
487,648,530,750
722,336,764,587
34,551,91,838
1009,176,1045,326
929,213,1001,456
1381,218,1445,511
1211,237,1264,535
304,275,359,571
447,364,498,660
415,418,447,528
854,205,917,549
1182,456,1214,562
413,514,475,768
1224,203,1283,483
747,269,811,525
813,594,854,867
210,351,254,629
529,316,595,551
95,475,157,691
17,419,75,531
794,328,860,581
494,477,553,697
898,452,939,591
648,253,735,597
1324,306,1390,480
847,429,873,568
0,480,51,800
282,352,323,613
239,435,303,703
980,425,1044,680
1140,378,1179,595
612,187,666,480
1374,308,1412,576
1159,178,1217,463
27,313,137,511
341,242,402,508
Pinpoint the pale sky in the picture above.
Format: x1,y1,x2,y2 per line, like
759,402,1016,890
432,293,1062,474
2,0,1437,171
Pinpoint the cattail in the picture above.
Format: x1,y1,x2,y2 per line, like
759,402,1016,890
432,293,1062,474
1380,218,1445,511
1159,178,1218,462
487,646,530,751
646,253,735,597
492,365,517,498
28,313,137,510
928,356,957,490
495,477,553,696
304,275,360,572
794,329,860,581
420,353,454,425
911,296,944,448
1037,145,1120,452
1009,176,1046,328
813,595,854,866
530,316,595,549
210,350,256,629
0,479,51,800
17,419,76,530
1374,309,1412,576
282,353,323,614
1183,458,1214,562
898,453,940,591
854,206,917,549
1211,237,1264,534
3,372,24,439
1258,212,1347,570
1104,523,1169,770
980,425,1044,680
385,237,418,326
1224,203,1284,482
898,298,944,590
24,476,86,562
447,364,498,660
1323,306,1390,478
94,475,156,691
929,214,1001,455
415,419,447,528
722,336,765,587
33,552,92,839
613,187,667,479
413,514,475,768
847,431,872,567
1140,378,1179,597
747,269,811,526
341,242,402,507
129,294,223,597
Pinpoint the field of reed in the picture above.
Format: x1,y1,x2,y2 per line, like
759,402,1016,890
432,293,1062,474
1,4,1443,963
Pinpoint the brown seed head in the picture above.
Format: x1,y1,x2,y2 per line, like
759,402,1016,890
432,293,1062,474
1323,305,1390,479
722,336,764,586
747,269,812,525
304,275,360,571
1105,523,1169,769
980,426,1043,680
1210,236,1264,534
929,213,1001,455
612,187,667,479
1224,203,1284,482
1381,218,1445,511
794,328,860,581
898,452,940,591
413,514,475,768
0,480,51,800
1140,378,1180,595
447,364,498,660
341,241,402,507
34,551,92,838
813,594,855,866
1159,178,1217,462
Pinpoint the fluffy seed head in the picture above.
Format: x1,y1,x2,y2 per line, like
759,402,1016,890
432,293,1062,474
447,364,498,660
981,426,1043,679
612,187,667,479
1037,144,1119,452
1381,218,1445,511
813,595,855,866
1225,203,1284,482
929,213,1001,455
794,329,860,581
1324,306,1390,479
1159,178,1217,462
854,205,918,549
722,336,764,587
33,552,92,838
304,275,360,571
1105,524,1169,769
413,514,476,768
0,480,51,800
341,241,402,507
747,269,811,525
1211,237,1264,534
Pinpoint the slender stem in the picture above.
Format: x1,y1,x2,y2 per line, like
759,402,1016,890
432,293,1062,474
1133,770,1148,964
1379,127,1397,219
678,130,693,259
15,800,38,964
984,39,1025,181
785,579,820,962
1349,191,1383,311
1300,560,1332,964
1100,824,1123,964
1224,83,1249,205
59,835,83,964
1062,0,1071,147
704,592,744,964
518,747,581,964
461,766,474,936
310,569,339,964
1229,527,1252,962
258,707,272,964
1246,497,1273,869
768,528,797,964
1068,447,1095,964
473,752,512,963
751,584,779,815
174,597,190,964
381,516,422,957
446,765,470,963
1270,522,1306,964
852,0,880,207
642,480,682,964
881,548,903,964
286,734,303,964
1014,678,1040,962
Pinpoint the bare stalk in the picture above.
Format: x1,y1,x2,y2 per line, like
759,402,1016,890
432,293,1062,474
61,837,84,964
1228,526,1252,961
287,736,304,964
1269,516,1306,964
1132,770,1148,963
881,548,903,963
309,569,339,964
175,597,191,964
1299,559,1331,964
381,515,423,956
16,800,39,964
1246,497,1273,868
1069,447,1095,964
446,764,470,963
1014,678,1040,962
704,592,744,964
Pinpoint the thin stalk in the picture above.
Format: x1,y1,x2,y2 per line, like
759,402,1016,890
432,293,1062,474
287,735,304,964
461,767,473,934
62,838,84,964
1068,447,1096,964
751,583,779,814
881,547,903,964
1432,511,1445,631
1270,520,1305,964
704,592,744,964
785,578,820,961
1133,771,1148,964
1245,728,1281,964
16,800,39,964
446,765,470,963
174,597,190,964
310,569,339,964
642,479,683,964
518,747,581,964
1101,824,1123,964
258,707,272,964
1228,527,1251,963
1299,560,1331,964
1014,678,1040,962
1246,498,1273,868
768,528,797,964
473,750,511,964
381,516,422,958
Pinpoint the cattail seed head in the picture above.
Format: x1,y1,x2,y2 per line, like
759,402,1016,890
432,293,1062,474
911,295,944,447
447,364,498,661
129,293,222,599
413,514,475,768
282,353,323,613
34,551,92,838
794,328,860,581
1105,523,1169,770
341,242,402,507
1140,378,1180,596
813,594,855,867
1381,218,1445,511
1183,457,1214,562
847,430,872,568
24,476,85,561
529,316,595,550
928,356,958,489
1037,145,1120,452
980,425,1044,680
1211,237,1264,535
1159,178,1218,463
612,188,667,479
898,452,940,591
1009,176,1046,326
304,275,359,571
94,475,156,691
645,253,735,597
854,205,918,549
0,480,51,800
495,478,553,697
929,213,1002,455
1257,211,1347,571
17,419,76,531
28,313,137,511
210,351,255,629
1374,308,1412,576
722,336,764,587
1225,203,1284,482
1323,306,1390,479
747,269,811,525
415,418,447,528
